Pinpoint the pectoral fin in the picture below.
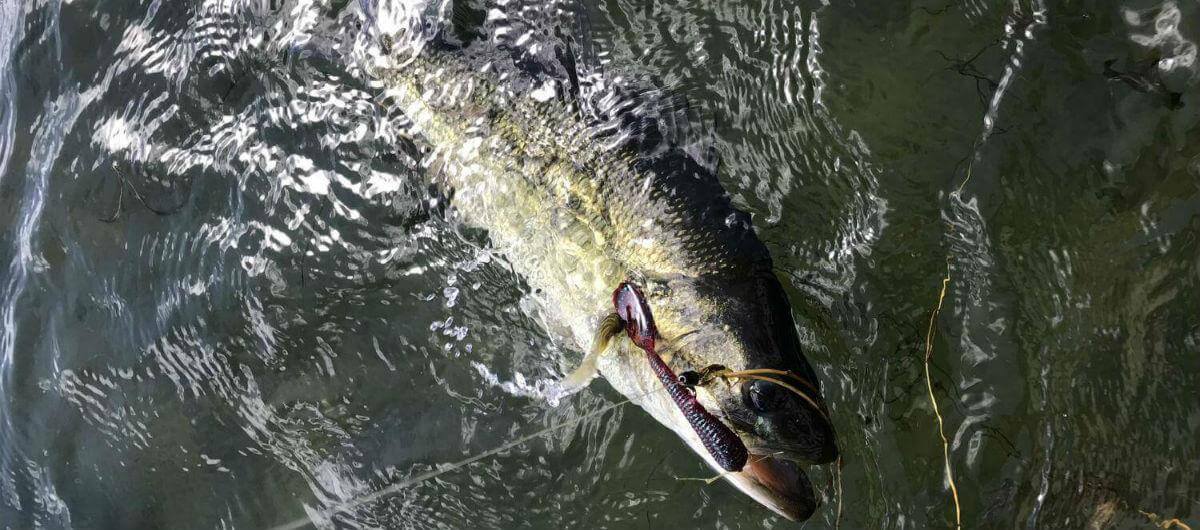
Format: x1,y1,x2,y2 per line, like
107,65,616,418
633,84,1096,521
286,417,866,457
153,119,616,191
553,313,624,399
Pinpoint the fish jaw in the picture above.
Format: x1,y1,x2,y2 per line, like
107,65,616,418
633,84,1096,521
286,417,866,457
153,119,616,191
598,346,818,521
674,417,819,521
730,452,818,521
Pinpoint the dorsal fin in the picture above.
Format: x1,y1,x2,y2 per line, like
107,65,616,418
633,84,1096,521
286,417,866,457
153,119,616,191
367,0,721,174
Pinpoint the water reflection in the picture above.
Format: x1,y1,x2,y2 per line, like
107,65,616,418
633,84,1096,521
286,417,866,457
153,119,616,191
0,0,1197,528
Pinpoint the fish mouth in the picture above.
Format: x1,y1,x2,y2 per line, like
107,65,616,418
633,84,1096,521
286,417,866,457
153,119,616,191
728,452,817,521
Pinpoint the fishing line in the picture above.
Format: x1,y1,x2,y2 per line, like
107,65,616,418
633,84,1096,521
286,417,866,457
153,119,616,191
673,451,781,485
706,368,829,423
269,396,634,530
270,308,829,529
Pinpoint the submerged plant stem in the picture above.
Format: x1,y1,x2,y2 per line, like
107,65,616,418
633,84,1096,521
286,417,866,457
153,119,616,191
1140,510,1195,530
834,456,843,529
924,272,961,529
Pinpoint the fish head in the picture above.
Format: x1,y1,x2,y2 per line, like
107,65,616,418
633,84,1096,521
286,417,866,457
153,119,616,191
606,271,838,521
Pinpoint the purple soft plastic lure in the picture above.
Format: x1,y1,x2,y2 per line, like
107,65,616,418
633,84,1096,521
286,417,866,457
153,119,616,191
613,282,749,472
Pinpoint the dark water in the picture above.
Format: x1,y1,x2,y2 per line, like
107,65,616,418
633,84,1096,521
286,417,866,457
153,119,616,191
1,0,1198,528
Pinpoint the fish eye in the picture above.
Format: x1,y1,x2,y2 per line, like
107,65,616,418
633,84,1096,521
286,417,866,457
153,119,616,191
744,379,787,413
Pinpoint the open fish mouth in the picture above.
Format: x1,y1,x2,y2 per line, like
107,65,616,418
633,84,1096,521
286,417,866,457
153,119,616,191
730,452,818,521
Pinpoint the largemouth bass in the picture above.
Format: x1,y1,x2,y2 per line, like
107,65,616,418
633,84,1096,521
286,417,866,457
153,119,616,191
373,45,838,520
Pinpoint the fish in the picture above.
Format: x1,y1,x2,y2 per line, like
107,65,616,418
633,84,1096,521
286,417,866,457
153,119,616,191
372,43,839,520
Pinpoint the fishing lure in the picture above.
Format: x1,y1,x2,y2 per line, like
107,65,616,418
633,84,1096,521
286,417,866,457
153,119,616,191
613,282,749,472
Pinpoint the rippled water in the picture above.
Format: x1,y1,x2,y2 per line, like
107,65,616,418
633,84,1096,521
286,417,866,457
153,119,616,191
1,0,1198,528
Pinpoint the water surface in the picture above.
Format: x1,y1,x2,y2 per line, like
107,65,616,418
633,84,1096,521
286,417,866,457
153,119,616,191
1,0,1198,528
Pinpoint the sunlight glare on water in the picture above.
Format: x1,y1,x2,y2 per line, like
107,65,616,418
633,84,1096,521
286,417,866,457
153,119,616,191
0,0,1198,528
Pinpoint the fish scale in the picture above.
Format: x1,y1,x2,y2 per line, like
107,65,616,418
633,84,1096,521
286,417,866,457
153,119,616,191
377,53,763,281
368,45,834,522
405,56,742,360
371,49,781,392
